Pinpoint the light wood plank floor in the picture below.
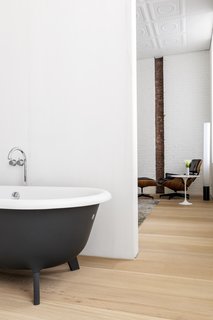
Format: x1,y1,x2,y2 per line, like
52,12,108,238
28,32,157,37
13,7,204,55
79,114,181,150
0,197,212,319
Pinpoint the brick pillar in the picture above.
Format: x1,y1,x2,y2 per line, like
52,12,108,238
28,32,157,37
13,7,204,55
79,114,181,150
155,57,164,193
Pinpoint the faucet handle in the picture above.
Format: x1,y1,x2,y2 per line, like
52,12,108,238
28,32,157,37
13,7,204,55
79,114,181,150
16,159,24,166
9,159,17,166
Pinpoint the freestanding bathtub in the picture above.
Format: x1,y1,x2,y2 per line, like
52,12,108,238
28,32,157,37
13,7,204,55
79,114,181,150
0,186,111,305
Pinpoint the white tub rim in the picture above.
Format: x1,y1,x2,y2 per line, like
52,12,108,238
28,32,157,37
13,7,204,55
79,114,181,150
0,186,111,210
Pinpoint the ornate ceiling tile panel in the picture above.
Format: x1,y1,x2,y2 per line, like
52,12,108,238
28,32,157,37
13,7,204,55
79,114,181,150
137,0,213,59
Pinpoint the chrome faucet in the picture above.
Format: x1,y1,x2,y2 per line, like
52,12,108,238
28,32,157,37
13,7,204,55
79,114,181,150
8,147,27,184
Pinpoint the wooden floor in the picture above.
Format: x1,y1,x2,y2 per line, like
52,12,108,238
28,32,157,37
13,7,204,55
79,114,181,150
0,197,213,319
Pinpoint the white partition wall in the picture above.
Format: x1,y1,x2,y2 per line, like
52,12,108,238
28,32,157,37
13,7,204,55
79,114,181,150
0,0,138,259
0,1,30,186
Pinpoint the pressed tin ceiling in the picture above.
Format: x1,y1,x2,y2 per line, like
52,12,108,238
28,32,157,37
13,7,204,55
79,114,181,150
137,0,213,59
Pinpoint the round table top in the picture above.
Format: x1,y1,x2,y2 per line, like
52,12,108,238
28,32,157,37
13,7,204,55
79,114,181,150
170,174,200,178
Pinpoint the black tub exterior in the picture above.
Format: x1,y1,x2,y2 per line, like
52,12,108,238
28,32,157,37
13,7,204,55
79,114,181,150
0,204,99,305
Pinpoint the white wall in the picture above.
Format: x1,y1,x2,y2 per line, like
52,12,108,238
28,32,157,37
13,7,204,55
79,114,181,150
0,0,138,259
0,1,30,185
210,35,213,196
137,59,155,179
137,51,211,195
164,51,211,194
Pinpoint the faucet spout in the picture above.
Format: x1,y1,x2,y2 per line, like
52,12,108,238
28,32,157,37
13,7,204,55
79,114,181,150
8,147,27,184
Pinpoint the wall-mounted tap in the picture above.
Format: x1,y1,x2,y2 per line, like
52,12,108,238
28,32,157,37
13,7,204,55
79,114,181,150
8,147,27,184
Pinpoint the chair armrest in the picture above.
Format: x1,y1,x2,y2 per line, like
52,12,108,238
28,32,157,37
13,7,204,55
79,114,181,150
165,173,179,179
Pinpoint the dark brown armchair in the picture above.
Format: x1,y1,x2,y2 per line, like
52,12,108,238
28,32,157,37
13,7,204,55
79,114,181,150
159,159,202,199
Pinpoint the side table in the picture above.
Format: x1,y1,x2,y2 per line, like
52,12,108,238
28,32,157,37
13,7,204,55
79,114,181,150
171,175,200,205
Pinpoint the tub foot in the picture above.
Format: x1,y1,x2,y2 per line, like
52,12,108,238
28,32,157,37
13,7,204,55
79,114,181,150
68,257,79,271
33,271,40,305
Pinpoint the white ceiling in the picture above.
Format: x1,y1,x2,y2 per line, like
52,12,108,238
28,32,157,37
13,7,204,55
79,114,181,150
137,0,213,59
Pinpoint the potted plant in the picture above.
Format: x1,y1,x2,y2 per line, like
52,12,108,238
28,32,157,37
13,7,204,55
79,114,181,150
185,160,191,175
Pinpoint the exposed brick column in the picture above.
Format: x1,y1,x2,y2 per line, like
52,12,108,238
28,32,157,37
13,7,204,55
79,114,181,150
155,57,164,193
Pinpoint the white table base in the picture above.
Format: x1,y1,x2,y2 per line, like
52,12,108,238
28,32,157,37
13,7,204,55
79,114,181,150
170,174,200,206
179,199,192,205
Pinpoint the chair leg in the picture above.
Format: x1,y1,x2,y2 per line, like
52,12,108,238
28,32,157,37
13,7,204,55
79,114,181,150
160,192,190,200
138,193,154,199
138,187,154,199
